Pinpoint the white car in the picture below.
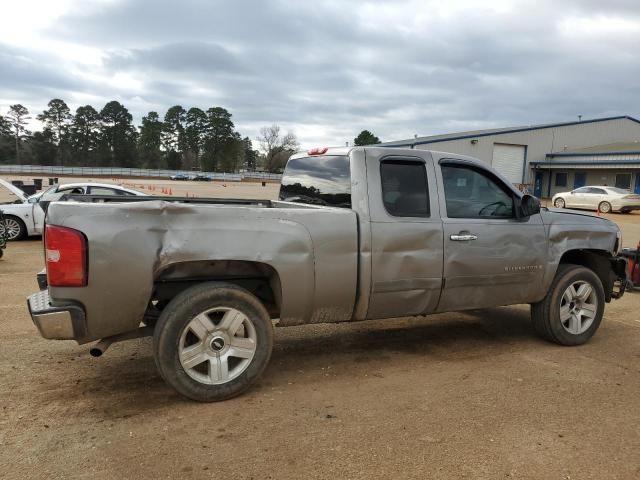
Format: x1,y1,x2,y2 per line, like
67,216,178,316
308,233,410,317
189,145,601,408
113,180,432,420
552,186,640,214
0,180,146,240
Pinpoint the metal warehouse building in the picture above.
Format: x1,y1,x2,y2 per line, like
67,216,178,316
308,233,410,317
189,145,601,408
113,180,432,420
382,116,640,197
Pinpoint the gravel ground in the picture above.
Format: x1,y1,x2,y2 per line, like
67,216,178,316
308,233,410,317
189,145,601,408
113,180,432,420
1,181,639,479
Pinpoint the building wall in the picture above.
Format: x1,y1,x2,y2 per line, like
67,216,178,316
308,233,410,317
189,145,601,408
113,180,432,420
536,169,640,197
413,118,640,184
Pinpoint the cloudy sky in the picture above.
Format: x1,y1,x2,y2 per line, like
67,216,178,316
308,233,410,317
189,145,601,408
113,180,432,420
1,0,640,147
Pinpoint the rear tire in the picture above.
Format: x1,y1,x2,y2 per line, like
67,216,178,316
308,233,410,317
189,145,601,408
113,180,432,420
598,201,611,214
554,198,565,208
531,264,605,346
153,282,273,402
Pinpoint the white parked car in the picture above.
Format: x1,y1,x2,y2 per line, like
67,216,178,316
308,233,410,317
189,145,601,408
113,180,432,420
0,180,146,240
552,186,640,214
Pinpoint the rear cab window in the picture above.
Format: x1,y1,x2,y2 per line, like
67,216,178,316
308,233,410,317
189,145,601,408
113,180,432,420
279,155,351,208
380,160,430,217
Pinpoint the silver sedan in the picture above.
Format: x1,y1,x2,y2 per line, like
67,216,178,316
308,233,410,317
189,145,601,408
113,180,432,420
552,186,640,213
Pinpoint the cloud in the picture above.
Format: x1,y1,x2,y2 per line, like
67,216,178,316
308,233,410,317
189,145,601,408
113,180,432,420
1,0,639,147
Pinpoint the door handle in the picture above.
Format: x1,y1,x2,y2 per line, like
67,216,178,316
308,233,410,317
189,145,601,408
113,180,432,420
450,234,478,241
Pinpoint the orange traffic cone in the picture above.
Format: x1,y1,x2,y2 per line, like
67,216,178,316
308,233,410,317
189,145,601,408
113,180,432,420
169,188,173,195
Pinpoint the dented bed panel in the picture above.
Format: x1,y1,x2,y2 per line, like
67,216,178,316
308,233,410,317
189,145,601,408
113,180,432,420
47,200,358,343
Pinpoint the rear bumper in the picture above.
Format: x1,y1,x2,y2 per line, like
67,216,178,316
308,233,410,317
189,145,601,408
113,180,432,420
617,204,640,211
27,290,87,340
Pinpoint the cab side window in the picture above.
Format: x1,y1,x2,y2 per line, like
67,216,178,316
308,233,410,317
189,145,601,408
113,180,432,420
441,164,514,218
89,187,118,195
41,186,84,202
380,161,430,218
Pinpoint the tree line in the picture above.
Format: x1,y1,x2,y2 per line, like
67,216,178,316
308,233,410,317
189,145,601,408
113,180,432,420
0,100,300,172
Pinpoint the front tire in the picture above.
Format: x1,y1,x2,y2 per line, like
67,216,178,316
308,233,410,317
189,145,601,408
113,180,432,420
153,282,273,402
531,264,605,345
554,198,565,208
0,215,27,240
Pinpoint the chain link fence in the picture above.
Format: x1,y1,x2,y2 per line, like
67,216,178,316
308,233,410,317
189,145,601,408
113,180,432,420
0,165,281,182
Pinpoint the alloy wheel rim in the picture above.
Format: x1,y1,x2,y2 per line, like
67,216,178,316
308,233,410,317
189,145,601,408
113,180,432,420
179,307,257,385
555,199,564,208
600,203,610,213
0,218,21,240
559,280,597,335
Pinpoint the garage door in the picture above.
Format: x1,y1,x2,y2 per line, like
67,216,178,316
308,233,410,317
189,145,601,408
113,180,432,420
492,143,526,184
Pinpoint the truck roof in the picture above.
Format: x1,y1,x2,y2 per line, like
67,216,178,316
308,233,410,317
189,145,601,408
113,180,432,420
289,145,489,168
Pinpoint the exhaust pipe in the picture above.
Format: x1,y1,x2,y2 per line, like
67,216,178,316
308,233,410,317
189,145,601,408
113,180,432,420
89,338,114,357
90,326,154,357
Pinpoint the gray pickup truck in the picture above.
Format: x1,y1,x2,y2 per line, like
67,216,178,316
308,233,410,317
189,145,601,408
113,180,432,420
28,146,627,401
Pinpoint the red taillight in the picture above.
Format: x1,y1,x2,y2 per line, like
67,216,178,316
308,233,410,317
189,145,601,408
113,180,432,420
307,147,328,155
45,225,88,287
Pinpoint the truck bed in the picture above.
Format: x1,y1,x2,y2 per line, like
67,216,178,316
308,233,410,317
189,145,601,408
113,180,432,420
44,197,359,342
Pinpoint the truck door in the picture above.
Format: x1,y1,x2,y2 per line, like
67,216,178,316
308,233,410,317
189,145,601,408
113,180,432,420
436,157,547,311
364,150,444,319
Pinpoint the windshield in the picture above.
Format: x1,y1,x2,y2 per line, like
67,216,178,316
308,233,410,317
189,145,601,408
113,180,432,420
279,155,351,208
0,178,28,203
27,189,49,203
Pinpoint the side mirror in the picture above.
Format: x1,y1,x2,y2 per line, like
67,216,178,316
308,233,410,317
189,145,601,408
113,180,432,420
518,194,541,218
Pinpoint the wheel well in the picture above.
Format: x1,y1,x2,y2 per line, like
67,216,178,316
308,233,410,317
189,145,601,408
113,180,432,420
558,250,613,301
4,214,26,226
151,260,282,317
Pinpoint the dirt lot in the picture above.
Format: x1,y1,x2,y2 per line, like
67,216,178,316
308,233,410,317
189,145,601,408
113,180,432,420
1,181,640,479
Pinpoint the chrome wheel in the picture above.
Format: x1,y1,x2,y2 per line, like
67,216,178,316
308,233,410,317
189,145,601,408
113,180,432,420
0,217,23,240
554,198,565,208
178,307,257,385
598,201,611,214
559,281,598,335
